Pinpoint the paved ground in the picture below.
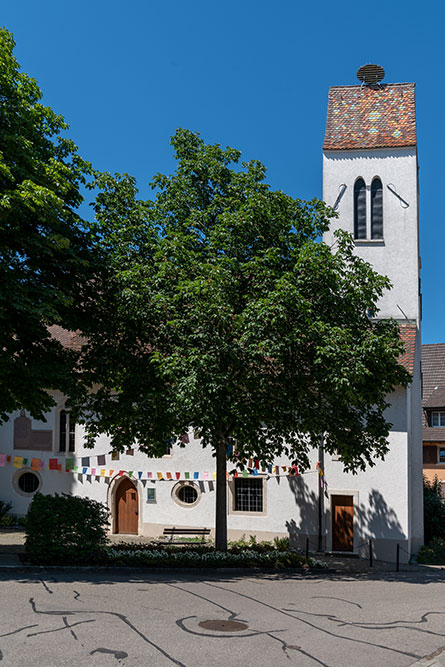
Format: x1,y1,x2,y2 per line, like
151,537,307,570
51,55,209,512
2,529,445,666
1,566,445,667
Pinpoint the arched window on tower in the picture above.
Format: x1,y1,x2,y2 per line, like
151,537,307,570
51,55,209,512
371,178,383,239
354,178,366,240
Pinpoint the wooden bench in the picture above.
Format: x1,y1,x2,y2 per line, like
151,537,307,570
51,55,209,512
161,527,211,544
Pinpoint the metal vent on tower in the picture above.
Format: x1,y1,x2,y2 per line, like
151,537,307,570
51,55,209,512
357,64,385,85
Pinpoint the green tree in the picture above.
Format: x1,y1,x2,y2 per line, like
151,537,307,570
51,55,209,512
73,129,410,550
423,476,445,543
0,28,93,422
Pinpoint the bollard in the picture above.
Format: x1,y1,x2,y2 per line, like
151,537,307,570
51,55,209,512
396,543,400,572
305,536,309,559
369,539,373,568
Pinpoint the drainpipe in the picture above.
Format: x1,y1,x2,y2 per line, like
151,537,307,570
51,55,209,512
318,434,324,552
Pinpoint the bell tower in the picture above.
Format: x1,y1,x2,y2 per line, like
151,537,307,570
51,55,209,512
322,65,423,558
322,64,420,325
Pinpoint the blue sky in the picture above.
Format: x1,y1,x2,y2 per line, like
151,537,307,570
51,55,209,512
2,0,443,343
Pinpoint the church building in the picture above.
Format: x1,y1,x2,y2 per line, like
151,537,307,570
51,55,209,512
0,65,424,562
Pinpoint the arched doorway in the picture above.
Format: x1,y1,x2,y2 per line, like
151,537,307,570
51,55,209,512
115,477,139,534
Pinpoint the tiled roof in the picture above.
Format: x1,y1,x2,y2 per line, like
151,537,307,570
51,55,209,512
399,323,417,374
422,344,445,401
323,83,416,150
422,427,445,443
48,325,85,352
421,344,445,440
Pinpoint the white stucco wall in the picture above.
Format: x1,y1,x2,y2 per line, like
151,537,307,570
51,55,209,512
323,147,420,324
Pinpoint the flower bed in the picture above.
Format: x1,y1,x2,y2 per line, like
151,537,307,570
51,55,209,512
106,545,325,569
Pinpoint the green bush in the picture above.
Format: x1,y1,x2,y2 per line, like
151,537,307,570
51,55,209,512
417,537,445,564
25,493,109,565
107,547,325,569
0,515,16,527
424,476,445,544
0,499,12,521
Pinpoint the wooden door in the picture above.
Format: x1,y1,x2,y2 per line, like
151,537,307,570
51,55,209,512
116,478,138,534
332,495,354,552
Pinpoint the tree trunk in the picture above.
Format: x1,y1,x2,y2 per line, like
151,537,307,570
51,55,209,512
215,437,228,551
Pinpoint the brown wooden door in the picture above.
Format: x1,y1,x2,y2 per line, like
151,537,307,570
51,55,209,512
332,495,354,552
116,478,138,534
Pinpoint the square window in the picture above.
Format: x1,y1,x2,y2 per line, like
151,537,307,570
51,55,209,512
440,448,445,464
234,478,263,513
147,488,156,503
431,411,445,426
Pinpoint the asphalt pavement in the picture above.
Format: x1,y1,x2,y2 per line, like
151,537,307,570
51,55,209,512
1,566,445,667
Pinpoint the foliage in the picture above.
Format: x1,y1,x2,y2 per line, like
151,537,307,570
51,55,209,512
114,537,289,555
25,493,109,564
0,499,12,521
417,538,445,565
423,476,445,544
107,546,324,569
71,129,411,549
0,515,15,527
0,28,94,421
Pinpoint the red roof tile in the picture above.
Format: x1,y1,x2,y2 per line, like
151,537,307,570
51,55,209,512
399,323,416,374
323,83,416,150
48,325,85,352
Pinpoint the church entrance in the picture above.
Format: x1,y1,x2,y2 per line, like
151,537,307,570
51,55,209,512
331,495,354,552
115,477,139,534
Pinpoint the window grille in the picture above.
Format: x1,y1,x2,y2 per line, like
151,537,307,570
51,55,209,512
18,472,39,493
234,478,263,512
178,485,198,504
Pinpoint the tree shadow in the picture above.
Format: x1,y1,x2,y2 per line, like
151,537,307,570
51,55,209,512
285,475,409,563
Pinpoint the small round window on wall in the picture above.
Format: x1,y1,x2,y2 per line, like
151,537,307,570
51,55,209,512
172,482,201,508
13,469,41,497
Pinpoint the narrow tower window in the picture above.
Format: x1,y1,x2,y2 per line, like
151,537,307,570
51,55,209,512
354,178,366,240
59,409,75,452
371,178,383,239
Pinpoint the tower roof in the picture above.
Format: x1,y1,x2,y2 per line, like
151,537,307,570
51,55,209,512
323,83,416,150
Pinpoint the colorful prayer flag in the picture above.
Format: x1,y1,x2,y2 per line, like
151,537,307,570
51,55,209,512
193,472,199,479
101,469,106,477
166,472,172,480
157,472,163,480
13,456,23,469
147,472,153,479
185,472,190,479
49,458,58,470
31,458,41,471
0,455,5,467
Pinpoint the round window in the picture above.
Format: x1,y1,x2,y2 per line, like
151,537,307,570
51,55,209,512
172,482,201,508
178,485,198,504
14,470,41,496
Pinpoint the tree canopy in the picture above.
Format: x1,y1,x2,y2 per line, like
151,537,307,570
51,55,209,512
0,28,93,421
72,128,411,549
